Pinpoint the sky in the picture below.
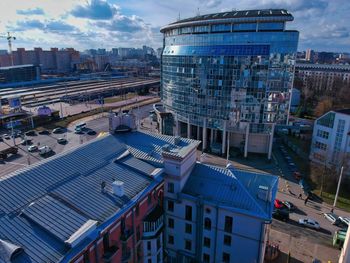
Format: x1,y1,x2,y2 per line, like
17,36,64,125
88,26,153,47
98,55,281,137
0,0,349,52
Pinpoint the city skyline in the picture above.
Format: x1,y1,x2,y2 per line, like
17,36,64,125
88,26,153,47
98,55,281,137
0,0,349,52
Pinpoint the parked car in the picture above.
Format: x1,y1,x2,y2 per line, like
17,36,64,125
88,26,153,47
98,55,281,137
87,130,96,135
20,139,32,145
74,128,84,134
273,208,289,221
3,134,10,140
28,145,38,152
57,138,67,144
298,218,320,230
38,130,50,135
324,213,342,225
282,201,295,211
39,146,52,155
52,127,63,134
339,217,350,227
25,130,36,136
0,136,3,142
274,199,284,209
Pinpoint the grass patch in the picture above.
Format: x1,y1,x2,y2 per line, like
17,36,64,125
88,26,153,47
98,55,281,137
314,190,350,212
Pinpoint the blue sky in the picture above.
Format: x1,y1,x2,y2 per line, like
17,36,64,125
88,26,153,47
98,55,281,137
0,0,349,52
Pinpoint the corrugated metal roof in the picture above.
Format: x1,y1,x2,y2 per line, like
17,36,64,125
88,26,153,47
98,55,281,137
0,133,165,263
182,163,277,219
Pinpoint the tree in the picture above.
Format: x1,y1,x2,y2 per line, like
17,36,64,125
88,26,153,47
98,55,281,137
314,97,333,117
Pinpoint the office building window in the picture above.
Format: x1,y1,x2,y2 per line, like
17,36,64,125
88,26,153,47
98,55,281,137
224,216,233,233
148,259,152,263
168,235,174,244
203,253,210,263
223,252,230,263
204,217,211,230
185,240,192,251
147,241,151,250
168,200,174,212
224,235,232,246
185,205,192,221
168,218,174,228
157,236,161,250
168,182,174,193
185,223,192,234
203,237,211,248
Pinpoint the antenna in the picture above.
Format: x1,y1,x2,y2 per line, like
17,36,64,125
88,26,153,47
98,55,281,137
196,7,200,16
177,12,181,21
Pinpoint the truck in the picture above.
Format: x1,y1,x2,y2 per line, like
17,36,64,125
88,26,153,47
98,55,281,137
0,147,18,160
39,146,52,155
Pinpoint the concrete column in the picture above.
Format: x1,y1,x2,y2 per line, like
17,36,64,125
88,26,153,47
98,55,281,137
244,123,249,158
268,123,275,160
222,121,227,155
174,117,179,136
196,125,200,140
210,128,214,146
202,119,207,150
187,118,191,139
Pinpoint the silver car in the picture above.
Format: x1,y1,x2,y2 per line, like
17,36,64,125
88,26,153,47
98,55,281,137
339,217,350,227
298,218,320,230
323,213,341,225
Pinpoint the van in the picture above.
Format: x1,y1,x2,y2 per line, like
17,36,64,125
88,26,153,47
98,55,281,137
39,146,52,155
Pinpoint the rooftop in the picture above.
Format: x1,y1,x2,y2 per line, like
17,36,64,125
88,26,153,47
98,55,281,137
0,64,37,70
161,9,293,32
296,63,350,71
0,130,199,263
182,163,278,220
335,109,350,116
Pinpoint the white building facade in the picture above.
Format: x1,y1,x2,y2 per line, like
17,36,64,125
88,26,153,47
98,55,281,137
309,109,350,176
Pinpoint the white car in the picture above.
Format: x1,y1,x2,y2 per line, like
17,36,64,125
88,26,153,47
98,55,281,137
339,217,350,226
298,218,320,230
27,145,38,152
39,146,52,155
323,213,341,225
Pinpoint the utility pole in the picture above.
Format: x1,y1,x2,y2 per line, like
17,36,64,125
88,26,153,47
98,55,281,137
333,166,344,208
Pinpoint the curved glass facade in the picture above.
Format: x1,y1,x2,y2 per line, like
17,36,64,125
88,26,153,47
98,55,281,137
161,16,299,132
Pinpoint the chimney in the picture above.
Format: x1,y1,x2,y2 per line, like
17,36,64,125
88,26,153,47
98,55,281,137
112,180,124,197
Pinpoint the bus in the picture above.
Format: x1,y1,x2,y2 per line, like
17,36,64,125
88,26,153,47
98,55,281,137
333,228,347,249
75,122,86,130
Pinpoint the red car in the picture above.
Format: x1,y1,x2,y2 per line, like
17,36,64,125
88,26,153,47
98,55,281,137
274,199,284,209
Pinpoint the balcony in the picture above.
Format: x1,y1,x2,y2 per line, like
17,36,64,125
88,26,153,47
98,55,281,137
143,206,164,238
102,245,119,263
120,229,133,242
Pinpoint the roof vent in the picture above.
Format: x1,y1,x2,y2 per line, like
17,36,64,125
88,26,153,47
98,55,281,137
112,180,124,197
0,239,24,262
162,144,170,152
174,136,181,145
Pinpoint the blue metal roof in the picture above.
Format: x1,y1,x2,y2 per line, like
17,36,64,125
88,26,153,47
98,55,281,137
182,163,278,220
0,133,166,263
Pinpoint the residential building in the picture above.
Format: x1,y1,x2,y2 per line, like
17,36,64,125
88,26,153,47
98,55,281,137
290,88,301,113
159,9,299,158
309,109,350,176
295,63,350,91
0,111,278,263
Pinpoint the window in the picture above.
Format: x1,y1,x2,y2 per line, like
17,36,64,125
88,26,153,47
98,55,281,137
224,216,233,233
168,235,174,245
204,218,211,230
314,141,327,151
223,252,230,263
83,252,90,263
203,253,210,263
317,129,329,139
157,251,161,263
168,218,174,228
185,240,192,251
136,226,141,241
103,233,110,253
135,204,139,217
185,223,192,234
148,259,152,263
147,241,151,250
167,182,174,193
224,235,232,246
185,205,192,221
157,236,161,250
148,194,152,205
203,237,211,248
168,200,174,212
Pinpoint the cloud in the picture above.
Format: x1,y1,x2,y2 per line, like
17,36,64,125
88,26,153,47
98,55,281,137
11,19,78,33
13,19,45,31
204,0,222,8
45,20,76,32
94,15,147,33
16,7,45,15
71,0,118,20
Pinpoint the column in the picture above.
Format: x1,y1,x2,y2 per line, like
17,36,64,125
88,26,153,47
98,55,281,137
222,121,227,155
174,116,179,136
244,123,249,158
187,118,191,139
210,128,214,146
196,125,200,140
268,123,275,160
202,119,207,150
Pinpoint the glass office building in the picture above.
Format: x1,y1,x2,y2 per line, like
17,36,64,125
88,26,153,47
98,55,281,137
160,9,299,157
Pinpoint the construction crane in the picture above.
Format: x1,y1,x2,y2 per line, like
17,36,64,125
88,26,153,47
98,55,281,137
0,32,16,66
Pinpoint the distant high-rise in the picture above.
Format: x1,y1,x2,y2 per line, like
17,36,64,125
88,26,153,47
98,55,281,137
159,9,299,158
